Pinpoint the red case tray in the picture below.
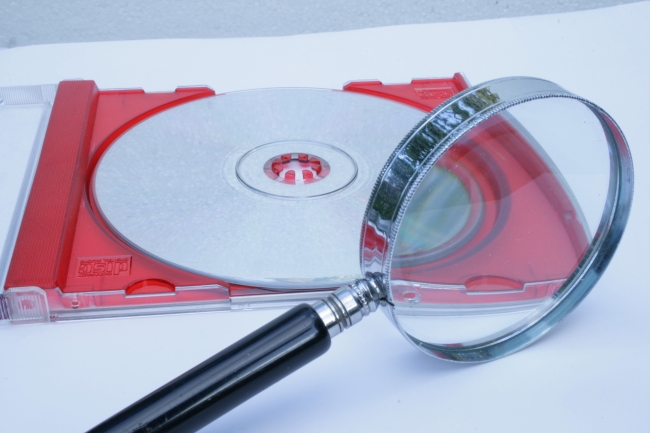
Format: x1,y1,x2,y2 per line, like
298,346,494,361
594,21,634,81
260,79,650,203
3,75,470,319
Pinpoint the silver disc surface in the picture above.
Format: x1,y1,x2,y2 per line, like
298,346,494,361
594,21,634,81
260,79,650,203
94,88,425,288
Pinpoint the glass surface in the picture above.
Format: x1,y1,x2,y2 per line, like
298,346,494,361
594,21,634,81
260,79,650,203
390,98,611,346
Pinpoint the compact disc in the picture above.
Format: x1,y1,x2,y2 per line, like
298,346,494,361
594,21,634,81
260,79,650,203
93,88,425,288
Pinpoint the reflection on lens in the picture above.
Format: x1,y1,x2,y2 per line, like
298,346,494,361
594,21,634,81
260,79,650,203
393,166,476,260
390,98,610,347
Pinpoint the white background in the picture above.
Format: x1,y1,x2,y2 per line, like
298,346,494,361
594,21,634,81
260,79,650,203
0,0,640,48
0,2,649,432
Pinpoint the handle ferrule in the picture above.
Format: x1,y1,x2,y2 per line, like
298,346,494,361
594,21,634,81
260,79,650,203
312,275,386,338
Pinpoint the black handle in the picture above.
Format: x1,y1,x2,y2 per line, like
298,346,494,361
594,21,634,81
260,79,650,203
87,304,331,433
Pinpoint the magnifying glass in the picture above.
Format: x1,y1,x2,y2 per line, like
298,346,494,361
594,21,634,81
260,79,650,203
88,77,633,433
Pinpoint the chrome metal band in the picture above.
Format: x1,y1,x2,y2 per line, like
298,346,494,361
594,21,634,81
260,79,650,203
312,275,385,338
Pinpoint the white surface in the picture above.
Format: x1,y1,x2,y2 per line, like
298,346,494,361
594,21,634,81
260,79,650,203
0,0,639,48
0,3,649,432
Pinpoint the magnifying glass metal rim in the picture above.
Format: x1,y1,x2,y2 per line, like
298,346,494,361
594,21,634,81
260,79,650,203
361,76,634,362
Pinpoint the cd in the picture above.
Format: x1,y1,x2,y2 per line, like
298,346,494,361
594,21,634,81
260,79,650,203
93,88,425,289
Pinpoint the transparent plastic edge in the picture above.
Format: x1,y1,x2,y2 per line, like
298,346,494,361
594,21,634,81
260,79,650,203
0,84,57,297
0,284,333,324
0,287,50,323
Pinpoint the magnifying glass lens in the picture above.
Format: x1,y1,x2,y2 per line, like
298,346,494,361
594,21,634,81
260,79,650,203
391,98,611,346
393,166,475,256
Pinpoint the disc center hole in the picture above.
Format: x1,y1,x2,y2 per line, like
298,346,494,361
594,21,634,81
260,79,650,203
264,153,330,185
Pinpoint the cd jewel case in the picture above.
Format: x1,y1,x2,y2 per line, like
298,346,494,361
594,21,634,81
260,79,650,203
0,75,593,325
0,75,472,323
